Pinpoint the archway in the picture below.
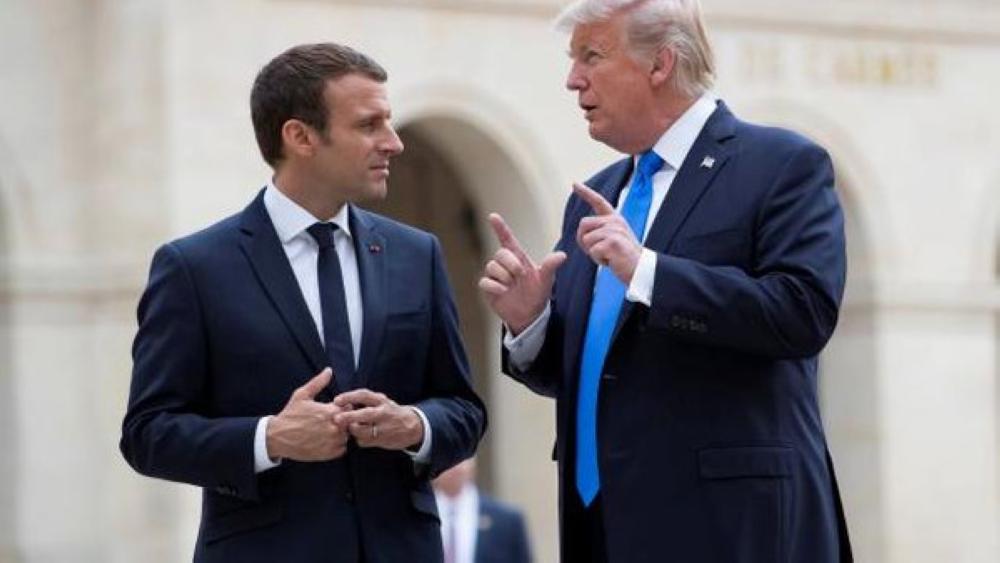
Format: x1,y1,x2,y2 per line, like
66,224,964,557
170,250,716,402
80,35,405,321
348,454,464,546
369,109,555,487
363,104,560,558
364,126,496,486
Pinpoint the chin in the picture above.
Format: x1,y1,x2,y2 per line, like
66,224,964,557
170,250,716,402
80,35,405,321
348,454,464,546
366,182,388,201
588,127,617,150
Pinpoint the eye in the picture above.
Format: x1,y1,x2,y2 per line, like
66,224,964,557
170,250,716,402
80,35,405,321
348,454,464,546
583,49,602,64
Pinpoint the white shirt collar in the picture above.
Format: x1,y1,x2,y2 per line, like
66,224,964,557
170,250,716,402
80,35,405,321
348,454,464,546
644,92,718,171
263,179,353,243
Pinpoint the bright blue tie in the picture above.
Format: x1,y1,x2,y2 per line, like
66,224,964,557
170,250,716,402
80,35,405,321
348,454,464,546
575,149,663,506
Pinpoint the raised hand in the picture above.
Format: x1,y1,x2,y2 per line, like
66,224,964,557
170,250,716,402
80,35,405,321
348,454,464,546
574,183,643,285
478,213,567,335
265,368,350,462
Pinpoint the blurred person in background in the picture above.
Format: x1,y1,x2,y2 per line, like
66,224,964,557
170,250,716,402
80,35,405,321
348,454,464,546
120,42,485,563
434,458,533,563
479,0,852,561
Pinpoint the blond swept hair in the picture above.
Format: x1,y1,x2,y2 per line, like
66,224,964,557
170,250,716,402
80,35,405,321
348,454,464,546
555,0,715,98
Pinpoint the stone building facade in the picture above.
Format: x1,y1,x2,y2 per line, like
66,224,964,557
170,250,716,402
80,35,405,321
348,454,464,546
0,0,998,561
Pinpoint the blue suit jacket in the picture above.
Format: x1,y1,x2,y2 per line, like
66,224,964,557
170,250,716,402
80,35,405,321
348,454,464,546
504,102,852,562
474,496,532,563
121,191,486,563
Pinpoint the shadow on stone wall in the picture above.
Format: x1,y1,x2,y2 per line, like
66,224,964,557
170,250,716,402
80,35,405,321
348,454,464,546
819,176,882,562
0,180,21,561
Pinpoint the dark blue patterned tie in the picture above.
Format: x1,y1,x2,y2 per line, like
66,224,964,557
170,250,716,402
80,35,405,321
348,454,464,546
306,222,356,389
575,149,663,506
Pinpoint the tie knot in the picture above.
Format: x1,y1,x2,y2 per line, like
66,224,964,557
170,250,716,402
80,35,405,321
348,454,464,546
636,150,664,180
306,222,338,250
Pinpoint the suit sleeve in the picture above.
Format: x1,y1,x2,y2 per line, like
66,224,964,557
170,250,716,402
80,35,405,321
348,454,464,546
120,243,261,500
413,237,487,477
645,143,846,359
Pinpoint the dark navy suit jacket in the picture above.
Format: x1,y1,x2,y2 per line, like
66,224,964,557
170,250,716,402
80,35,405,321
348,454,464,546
474,496,532,563
121,191,486,563
504,102,852,562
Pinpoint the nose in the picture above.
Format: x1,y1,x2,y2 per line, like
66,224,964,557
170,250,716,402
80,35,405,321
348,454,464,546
382,125,404,156
566,61,586,92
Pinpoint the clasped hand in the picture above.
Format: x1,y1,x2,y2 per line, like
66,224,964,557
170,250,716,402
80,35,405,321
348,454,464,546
266,368,424,462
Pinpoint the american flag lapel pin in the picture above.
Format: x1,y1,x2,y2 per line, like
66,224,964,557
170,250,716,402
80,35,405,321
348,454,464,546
368,243,382,254
700,156,715,169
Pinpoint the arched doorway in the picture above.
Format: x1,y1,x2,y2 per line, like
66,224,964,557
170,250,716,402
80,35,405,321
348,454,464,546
363,126,496,486
363,110,560,559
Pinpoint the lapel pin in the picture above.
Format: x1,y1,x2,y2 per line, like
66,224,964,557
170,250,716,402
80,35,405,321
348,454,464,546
700,156,715,169
368,243,382,254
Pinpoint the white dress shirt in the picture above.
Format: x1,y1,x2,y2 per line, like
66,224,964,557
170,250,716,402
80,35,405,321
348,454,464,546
435,485,480,563
253,181,431,472
506,93,718,369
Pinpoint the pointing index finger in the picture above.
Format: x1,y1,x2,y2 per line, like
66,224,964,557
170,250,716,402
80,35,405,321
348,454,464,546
573,183,615,216
488,213,532,266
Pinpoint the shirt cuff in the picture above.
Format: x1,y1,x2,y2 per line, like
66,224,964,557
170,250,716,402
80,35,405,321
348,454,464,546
626,248,656,307
502,303,551,371
253,416,281,473
404,407,432,463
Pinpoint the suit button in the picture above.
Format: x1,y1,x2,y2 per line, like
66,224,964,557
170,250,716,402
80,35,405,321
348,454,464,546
345,490,354,503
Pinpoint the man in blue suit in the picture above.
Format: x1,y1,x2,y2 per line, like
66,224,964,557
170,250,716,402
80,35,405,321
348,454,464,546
433,458,532,563
120,43,486,562
479,1,851,561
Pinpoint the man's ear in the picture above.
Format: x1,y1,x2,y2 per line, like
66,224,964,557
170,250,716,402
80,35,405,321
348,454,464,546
650,48,676,89
281,119,316,159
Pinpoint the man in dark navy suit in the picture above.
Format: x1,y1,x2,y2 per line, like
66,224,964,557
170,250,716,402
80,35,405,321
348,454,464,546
433,458,532,563
479,1,852,561
120,43,486,563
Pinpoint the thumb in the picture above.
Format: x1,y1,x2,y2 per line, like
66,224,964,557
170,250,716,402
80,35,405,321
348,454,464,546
538,251,567,282
293,367,332,401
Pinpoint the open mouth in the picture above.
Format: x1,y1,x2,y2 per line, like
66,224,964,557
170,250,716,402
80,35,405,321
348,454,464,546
580,103,597,118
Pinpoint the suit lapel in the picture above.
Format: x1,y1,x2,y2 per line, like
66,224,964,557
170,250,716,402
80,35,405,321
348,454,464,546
610,101,737,340
238,190,330,379
561,158,633,385
350,206,388,389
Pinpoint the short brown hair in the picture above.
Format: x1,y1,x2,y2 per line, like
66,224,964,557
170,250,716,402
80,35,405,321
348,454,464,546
250,43,388,167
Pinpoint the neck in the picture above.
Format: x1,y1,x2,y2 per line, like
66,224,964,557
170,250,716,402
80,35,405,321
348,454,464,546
273,166,346,221
634,92,698,154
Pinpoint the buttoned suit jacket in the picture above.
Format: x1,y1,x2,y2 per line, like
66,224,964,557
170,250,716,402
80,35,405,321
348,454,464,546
503,102,852,562
121,191,486,563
